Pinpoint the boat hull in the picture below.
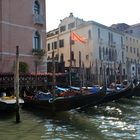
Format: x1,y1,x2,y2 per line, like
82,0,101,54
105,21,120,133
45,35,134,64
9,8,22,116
132,83,140,97
23,91,105,112
97,84,133,104
0,98,24,112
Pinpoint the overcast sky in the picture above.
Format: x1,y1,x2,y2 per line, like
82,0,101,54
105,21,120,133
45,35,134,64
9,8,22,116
46,0,140,31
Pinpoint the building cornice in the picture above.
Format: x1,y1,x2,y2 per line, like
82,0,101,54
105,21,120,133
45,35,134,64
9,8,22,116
0,21,46,32
0,52,33,57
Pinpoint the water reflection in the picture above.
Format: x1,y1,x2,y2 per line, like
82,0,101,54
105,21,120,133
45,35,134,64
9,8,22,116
78,97,140,140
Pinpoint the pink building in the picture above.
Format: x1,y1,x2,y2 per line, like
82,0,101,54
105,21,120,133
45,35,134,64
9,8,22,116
0,0,46,73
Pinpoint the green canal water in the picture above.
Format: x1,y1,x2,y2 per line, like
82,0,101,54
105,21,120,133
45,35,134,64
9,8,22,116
0,97,140,140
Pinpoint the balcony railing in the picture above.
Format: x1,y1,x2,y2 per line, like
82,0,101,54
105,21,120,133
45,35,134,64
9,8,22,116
33,14,45,25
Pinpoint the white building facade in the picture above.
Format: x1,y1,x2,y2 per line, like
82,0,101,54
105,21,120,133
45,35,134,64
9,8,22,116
47,13,140,85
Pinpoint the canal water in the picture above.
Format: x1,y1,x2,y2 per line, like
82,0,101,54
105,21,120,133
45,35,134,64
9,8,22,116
0,97,140,140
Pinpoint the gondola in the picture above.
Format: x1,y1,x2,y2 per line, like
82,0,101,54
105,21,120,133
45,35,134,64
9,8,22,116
23,87,106,112
0,94,24,112
96,83,133,105
131,82,140,97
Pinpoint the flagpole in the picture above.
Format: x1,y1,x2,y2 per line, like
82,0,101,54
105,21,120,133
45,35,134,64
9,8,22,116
69,31,87,87
69,30,72,86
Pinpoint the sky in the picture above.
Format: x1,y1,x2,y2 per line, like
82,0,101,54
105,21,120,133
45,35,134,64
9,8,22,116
46,0,140,31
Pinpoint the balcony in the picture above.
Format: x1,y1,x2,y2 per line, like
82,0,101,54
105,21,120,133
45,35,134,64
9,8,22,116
33,14,45,25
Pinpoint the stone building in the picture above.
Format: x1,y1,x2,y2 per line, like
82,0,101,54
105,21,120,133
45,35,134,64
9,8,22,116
47,13,131,85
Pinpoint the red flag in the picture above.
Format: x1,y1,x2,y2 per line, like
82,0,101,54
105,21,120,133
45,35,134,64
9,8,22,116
70,32,87,44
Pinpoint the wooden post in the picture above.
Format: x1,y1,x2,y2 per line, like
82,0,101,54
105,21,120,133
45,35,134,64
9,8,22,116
114,61,117,86
15,46,20,123
79,51,82,93
52,50,56,97
52,49,56,113
35,61,38,90
69,30,72,86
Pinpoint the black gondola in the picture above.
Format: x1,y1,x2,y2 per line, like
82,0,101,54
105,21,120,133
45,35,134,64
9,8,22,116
131,82,140,97
96,83,133,105
23,87,106,112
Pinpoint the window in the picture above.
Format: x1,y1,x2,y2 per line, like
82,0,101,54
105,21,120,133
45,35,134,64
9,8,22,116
110,33,113,43
98,28,100,39
71,51,74,60
132,66,135,71
59,39,64,48
122,51,124,63
106,48,108,58
99,46,101,60
88,30,91,39
60,26,66,32
48,43,50,51
68,22,75,29
130,46,132,53
109,49,111,60
134,48,136,54
103,47,105,59
34,0,40,15
108,32,111,45
130,30,133,33
34,31,40,49
126,46,128,52
100,67,102,75
121,36,123,46
60,54,64,62
123,69,125,75
112,50,115,61
54,41,57,49
137,48,139,56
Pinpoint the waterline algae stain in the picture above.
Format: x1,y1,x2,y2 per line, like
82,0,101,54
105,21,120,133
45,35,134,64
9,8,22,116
0,97,140,140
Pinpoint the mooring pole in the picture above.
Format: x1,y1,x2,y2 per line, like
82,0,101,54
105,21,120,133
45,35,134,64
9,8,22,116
15,45,20,123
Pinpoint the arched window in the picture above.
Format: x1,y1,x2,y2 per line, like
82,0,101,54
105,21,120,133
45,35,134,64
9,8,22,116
34,0,40,14
71,51,74,60
103,47,105,59
112,49,114,61
111,49,113,61
60,53,64,62
99,46,101,60
106,48,108,59
109,48,111,60
34,31,40,49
